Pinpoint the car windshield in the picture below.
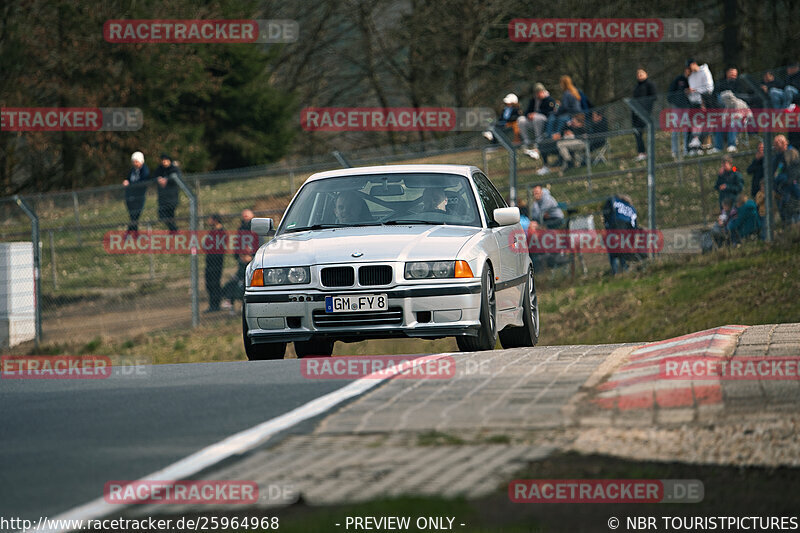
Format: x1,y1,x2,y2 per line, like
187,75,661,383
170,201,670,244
279,173,482,233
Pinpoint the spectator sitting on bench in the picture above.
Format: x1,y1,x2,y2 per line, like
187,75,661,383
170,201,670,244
482,93,520,143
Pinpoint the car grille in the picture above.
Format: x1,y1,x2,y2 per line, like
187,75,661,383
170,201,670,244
313,307,403,328
321,266,354,287
358,265,392,286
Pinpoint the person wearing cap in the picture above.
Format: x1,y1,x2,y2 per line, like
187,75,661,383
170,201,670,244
518,83,557,159
482,93,520,143
153,153,181,232
122,151,151,232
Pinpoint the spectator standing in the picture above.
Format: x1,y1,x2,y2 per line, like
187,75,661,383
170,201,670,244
631,68,657,161
715,154,744,209
712,67,752,152
222,209,257,313
153,153,181,232
519,83,557,159
602,194,639,275
204,214,225,313
747,142,765,197
772,135,800,224
123,151,150,233
686,59,714,152
667,65,691,158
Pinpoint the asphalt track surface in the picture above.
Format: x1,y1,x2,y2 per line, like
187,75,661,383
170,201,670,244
0,360,355,522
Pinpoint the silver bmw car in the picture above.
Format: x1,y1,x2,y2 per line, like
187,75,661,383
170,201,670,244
242,164,538,359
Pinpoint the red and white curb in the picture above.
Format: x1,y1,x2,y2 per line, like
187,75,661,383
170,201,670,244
592,326,747,410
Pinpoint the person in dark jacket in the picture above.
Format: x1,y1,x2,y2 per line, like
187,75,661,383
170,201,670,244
123,151,150,232
668,66,691,158
519,83,557,157
544,75,583,138
153,153,181,232
747,142,765,197
222,209,256,314
631,68,657,161
204,214,225,313
761,71,790,109
715,155,744,209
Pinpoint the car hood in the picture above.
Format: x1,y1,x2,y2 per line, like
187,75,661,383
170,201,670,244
257,225,482,266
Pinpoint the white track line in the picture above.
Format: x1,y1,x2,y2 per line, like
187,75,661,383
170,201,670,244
32,354,452,533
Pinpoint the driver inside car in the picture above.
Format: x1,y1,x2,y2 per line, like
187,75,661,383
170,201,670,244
334,191,371,224
421,187,448,213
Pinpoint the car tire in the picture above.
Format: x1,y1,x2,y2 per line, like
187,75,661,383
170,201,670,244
242,307,286,361
456,265,497,352
294,338,335,357
499,268,539,348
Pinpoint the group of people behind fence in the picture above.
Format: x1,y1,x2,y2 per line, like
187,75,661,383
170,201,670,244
123,150,256,314
707,135,800,249
518,185,641,276
123,151,182,232
204,209,257,314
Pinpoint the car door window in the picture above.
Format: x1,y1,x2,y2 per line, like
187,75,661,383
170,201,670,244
473,172,505,226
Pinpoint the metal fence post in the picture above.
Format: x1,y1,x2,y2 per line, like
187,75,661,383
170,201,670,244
13,195,41,348
332,150,352,168
491,125,517,205
173,175,199,328
48,230,58,291
71,191,82,246
625,98,656,230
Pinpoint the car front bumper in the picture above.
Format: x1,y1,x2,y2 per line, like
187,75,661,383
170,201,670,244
244,283,482,344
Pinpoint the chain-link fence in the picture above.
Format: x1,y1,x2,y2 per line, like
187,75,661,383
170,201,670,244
3,66,798,349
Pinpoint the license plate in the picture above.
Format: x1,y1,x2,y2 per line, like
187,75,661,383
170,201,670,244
325,294,388,313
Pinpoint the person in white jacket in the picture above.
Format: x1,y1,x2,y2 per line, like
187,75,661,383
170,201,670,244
687,59,714,152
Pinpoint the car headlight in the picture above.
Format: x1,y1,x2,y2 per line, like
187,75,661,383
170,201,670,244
250,267,310,287
404,260,474,279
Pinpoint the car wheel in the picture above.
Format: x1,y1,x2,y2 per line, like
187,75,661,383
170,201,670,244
456,265,497,352
294,338,335,357
242,307,286,361
499,268,539,348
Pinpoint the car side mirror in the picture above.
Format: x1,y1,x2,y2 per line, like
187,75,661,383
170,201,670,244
493,207,520,226
250,217,274,236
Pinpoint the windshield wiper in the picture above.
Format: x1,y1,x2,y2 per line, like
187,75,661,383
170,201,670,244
284,223,349,233
384,219,441,225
